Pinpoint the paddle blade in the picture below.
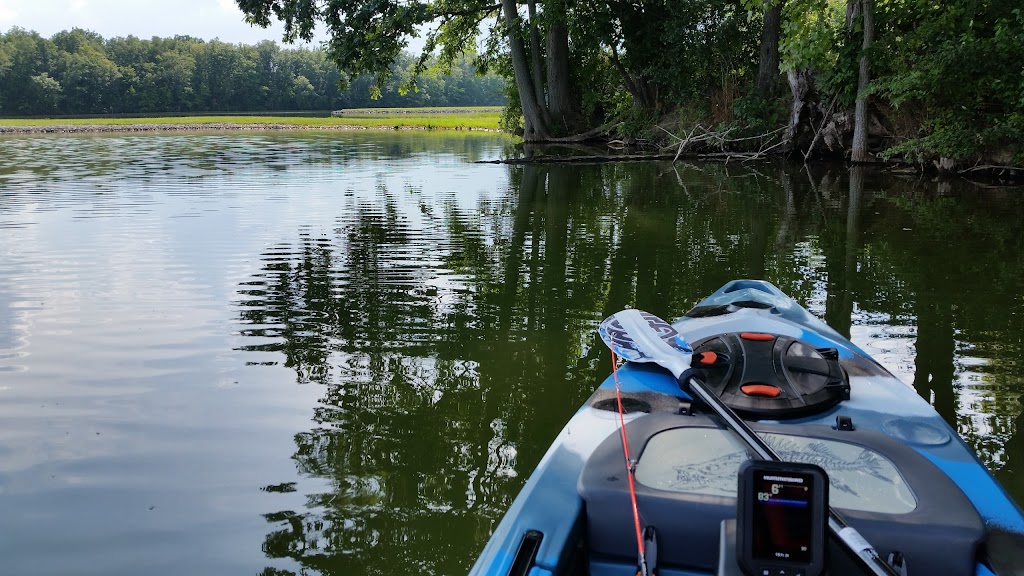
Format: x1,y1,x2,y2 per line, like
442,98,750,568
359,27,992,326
599,310,693,377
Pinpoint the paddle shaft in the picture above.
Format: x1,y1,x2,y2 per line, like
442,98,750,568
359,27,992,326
683,375,901,576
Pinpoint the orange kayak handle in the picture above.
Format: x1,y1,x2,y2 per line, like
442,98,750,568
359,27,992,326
741,384,782,397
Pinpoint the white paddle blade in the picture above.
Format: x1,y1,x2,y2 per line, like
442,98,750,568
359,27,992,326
598,309,693,379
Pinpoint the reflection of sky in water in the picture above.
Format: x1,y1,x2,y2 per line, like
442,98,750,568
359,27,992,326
849,315,1021,467
0,132,511,576
797,233,1020,469
0,287,17,353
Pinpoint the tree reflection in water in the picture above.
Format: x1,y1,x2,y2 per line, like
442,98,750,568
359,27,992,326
236,162,1024,576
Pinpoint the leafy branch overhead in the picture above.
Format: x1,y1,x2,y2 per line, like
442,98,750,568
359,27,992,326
237,0,501,94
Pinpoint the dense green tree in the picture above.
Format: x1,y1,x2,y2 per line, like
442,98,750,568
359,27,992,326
0,28,506,116
876,0,1024,162
51,29,123,114
0,28,57,115
28,72,63,114
149,49,197,111
779,0,1023,164
0,42,11,110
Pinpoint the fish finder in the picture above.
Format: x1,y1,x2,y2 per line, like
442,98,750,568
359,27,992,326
737,460,828,576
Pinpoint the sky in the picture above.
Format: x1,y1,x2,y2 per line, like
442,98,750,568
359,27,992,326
0,0,329,45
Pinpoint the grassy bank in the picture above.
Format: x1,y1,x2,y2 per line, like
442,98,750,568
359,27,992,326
333,106,502,116
0,108,502,133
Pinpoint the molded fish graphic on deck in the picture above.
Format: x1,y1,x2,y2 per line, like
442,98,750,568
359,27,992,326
671,435,893,496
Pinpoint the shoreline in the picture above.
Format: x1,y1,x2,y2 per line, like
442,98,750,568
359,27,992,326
0,122,503,135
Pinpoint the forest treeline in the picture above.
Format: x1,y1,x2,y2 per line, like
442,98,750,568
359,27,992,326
0,28,506,116
235,0,1024,167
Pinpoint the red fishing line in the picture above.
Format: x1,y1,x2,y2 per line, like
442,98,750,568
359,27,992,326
611,349,648,576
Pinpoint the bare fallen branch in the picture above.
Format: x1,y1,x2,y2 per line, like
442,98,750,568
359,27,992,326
656,125,684,143
654,123,786,162
804,94,839,162
959,164,1024,174
543,121,623,143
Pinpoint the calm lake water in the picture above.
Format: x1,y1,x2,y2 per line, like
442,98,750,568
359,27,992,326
1,132,1022,576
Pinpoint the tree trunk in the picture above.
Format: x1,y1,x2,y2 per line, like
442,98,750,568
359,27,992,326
546,22,580,132
846,0,861,32
636,77,657,111
785,68,818,151
610,45,656,112
501,0,549,141
756,1,783,99
526,0,553,129
851,0,873,162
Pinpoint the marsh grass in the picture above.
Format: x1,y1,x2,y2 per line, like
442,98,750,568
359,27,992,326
0,108,503,131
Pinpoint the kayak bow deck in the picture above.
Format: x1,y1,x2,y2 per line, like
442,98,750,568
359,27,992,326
469,280,1024,576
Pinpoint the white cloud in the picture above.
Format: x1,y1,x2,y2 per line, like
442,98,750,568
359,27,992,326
0,0,18,29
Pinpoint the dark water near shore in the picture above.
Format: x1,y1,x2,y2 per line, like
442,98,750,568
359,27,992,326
0,132,1022,576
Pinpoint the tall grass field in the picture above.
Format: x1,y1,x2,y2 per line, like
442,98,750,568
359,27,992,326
0,107,503,132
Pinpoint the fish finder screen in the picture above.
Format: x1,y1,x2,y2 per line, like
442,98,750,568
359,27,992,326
751,469,815,563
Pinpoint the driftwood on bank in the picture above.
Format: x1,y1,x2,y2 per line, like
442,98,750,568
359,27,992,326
657,124,788,162
479,122,794,165
476,153,679,164
474,149,787,165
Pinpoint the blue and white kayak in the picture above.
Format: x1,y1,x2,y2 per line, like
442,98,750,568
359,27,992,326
469,280,1024,576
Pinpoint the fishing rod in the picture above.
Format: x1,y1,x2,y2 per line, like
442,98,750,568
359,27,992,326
598,309,902,576
609,349,652,576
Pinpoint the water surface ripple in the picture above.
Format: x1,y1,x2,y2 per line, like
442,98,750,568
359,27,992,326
0,132,1021,576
